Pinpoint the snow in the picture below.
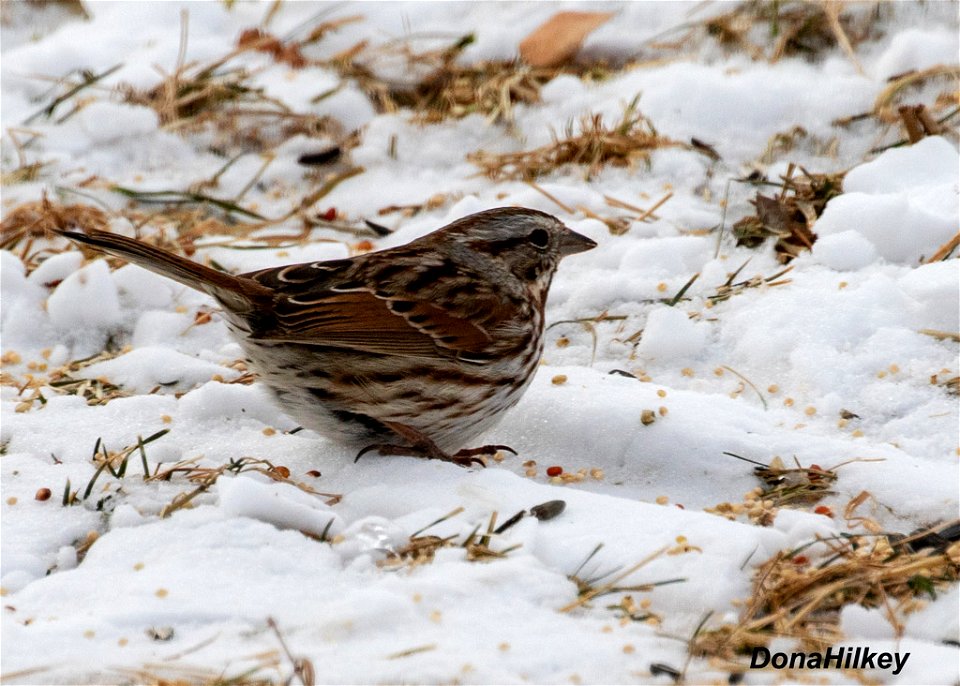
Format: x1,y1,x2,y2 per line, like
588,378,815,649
25,251,83,287
814,136,960,264
636,306,709,361
2,2,958,685
46,260,123,334
872,26,960,79
79,347,240,394
217,475,344,540
811,230,880,271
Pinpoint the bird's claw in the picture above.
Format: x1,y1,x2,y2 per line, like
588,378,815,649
355,442,486,468
355,422,515,468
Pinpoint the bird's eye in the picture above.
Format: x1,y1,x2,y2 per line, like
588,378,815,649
528,228,549,249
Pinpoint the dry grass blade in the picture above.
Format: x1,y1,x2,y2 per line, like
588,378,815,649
602,191,673,227
267,618,315,686
46,374,128,407
1,160,51,186
637,191,673,222
560,545,671,612
938,375,959,396
124,60,336,154
112,186,265,221
707,263,794,306
703,0,881,65
576,205,631,235
548,311,628,363
925,231,960,263
919,329,960,343
719,365,768,410
387,644,437,660
8,342,140,414
403,61,552,124
526,182,575,214
112,660,278,686
705,454,880,526
0,666,54,683
693,531,960,661
345,59,557,124
23,63,122,125
382,509,522,569
377,192,459,218
470,99,699,181
327,31,629,125
819,0,864,74
874,64,960,120
1,194,257,276
0,197,109,254
121,13,345,154
76,430,171,506
150,456,340,519
835,66,959,152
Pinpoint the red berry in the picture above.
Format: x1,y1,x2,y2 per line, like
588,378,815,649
546,466,563,477
321,207,337,221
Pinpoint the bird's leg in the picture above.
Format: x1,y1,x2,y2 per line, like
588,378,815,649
355,421,514,468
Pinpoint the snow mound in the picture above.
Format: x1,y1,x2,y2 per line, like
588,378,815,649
814,137,959,264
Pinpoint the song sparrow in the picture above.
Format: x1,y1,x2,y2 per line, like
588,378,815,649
54,207,596,466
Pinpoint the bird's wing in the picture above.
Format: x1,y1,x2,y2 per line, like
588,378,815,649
243,258,505,363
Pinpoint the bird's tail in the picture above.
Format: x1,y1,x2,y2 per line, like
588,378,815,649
55,227,272,313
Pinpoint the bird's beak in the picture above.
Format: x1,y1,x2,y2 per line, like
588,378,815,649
559,227,597,257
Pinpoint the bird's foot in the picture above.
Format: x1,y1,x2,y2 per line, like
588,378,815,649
354,423,516,468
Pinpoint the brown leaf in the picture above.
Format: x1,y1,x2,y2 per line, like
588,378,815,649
754,195,790,235
519,11,614,68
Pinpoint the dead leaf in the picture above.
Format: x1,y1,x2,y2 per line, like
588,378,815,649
519,11,614,68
